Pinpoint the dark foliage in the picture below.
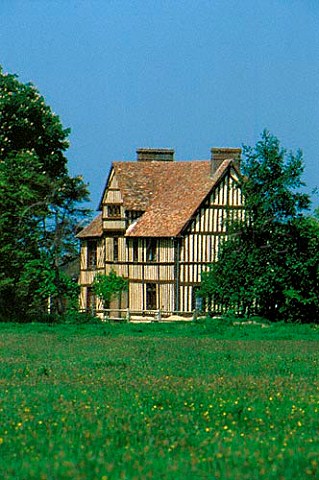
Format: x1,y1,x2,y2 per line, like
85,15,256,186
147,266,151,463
0,67,90,317
200,130,318,322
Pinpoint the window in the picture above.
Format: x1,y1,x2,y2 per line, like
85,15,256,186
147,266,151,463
126,210,144,226
192,286,202,311
113,237,119,262
130,210,143,220
146,283,157,310
146,239,157,262
132,239,138,262
107,204,121,218
87,240,97,269
219,209,225,230
86,287,96,314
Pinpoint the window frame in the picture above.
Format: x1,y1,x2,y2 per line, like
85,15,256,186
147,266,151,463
192,286,202,311
132,239,139,262
146,283,157,310
86,286,96,314
107,204,121,218
87,240,97,269
113,237,119,262
145,238,157,262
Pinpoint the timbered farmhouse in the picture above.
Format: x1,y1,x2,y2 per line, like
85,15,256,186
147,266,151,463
77,147,244,316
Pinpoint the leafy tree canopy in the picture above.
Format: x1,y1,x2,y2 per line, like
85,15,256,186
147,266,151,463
0,66,89,318
0,67,69,178
200,130,318,322
241,130,310,225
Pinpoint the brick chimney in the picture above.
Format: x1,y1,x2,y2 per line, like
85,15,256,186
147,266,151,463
211,147,241,175
137,148,175,162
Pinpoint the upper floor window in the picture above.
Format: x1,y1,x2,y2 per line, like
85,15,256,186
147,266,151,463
130,210,143,220
87,240,97,269
107,204,121,218
132,239,139,262
126,210,144,227
146,239,157,262
113,237,119,262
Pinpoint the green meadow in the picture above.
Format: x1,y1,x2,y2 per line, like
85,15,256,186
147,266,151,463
0,320,318,479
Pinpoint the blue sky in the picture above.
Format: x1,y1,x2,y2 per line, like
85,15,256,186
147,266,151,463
1,0,318,210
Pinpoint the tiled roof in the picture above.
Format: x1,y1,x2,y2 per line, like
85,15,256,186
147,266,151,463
78,158,237,239
76,213,103,238
112,161,171,210
121,159,234,237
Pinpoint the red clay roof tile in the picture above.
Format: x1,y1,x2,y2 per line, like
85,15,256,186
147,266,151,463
119,159,234,237
79,158,237,239
76,213,103,238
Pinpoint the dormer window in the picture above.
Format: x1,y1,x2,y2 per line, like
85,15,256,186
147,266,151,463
107,204,121,218
126,210,144,226
130,210,143,220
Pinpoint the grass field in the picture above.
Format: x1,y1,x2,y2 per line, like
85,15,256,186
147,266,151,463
0,320,318,479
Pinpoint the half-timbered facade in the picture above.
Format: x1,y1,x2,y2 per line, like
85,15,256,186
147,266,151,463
77,147,244,316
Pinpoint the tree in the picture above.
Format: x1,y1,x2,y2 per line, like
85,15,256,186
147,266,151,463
281,212,319,321
92,271,128,311
0,66,89,318
16,174,90,315
199,130,318,322
0,67,69,178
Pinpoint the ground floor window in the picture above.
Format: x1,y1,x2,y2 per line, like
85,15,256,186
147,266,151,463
146,283,157,310
86,286,96,314
192,286,203,311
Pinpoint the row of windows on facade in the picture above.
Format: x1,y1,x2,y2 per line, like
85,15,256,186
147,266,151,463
86,284,202,312
87,238,156,268
107,205,230,226
86,282,156,311
107,205,144,220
